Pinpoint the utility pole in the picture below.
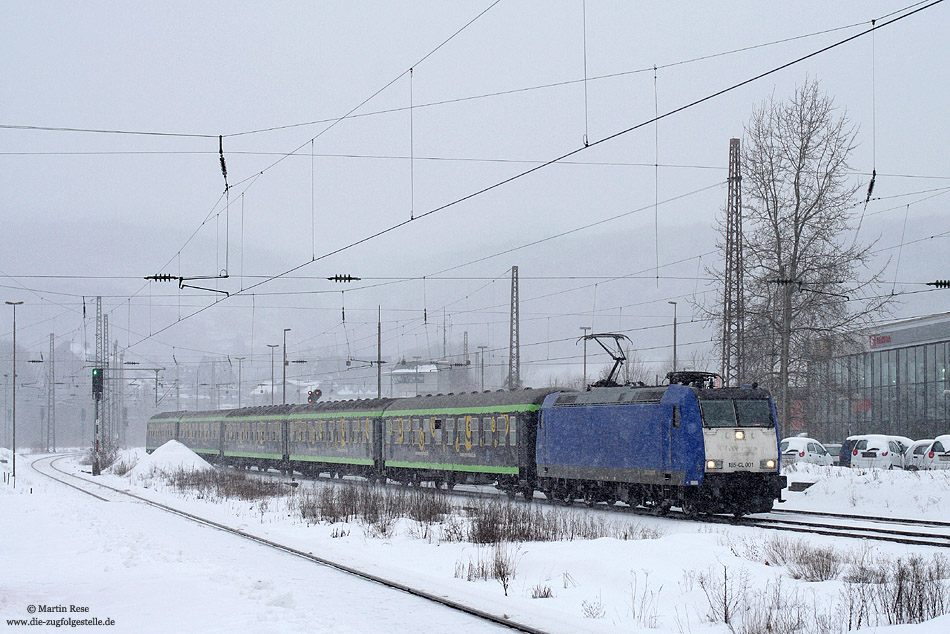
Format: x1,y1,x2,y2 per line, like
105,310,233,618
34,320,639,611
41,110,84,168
377,307,382,399
580,326,591,389
478,345,487,391
2,373,8,449
47,333,55,452
6,301,23,487
282,328,291,404
267,344,278,406
236,357,245,408
154,369,161,407
668,301,678,373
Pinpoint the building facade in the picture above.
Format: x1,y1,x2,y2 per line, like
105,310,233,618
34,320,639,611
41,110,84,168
806,312,950,443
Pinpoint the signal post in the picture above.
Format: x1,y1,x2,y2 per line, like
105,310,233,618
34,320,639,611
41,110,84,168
92,367,103,475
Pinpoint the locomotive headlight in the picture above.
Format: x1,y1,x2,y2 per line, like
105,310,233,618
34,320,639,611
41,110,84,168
734,430,745,440
706,460,722,470
760,459,776,469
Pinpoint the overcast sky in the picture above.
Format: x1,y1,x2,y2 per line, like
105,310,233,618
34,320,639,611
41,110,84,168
2,1,948,390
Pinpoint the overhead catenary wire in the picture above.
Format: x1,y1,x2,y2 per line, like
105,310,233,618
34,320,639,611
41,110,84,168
0,7,913,143
11,0,948,358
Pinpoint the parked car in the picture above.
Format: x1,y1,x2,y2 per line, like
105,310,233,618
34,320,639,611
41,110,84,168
780,437,834,466
903,439,935,471
824,443,842,466
918,435,950,470
892,436,914,455
839,436,860,468
849,434,905,469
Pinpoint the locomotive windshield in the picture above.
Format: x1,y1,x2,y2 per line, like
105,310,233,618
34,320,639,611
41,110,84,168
699,398,774,428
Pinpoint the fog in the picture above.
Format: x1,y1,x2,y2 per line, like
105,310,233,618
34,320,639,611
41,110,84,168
2,1,948,446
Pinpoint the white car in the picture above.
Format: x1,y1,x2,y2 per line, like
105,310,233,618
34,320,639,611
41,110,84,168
849,434,905,469
780,437,834,466
903,439,935,471
918,435,950,470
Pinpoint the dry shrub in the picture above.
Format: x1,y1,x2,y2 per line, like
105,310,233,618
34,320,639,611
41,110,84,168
698,565,748,625
875,554,950,625
787,545,842,582
463,499,662,545
168,468,284,501
453,543,522,596
112,457,137,476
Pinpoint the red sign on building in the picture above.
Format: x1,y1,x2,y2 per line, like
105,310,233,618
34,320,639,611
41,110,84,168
869,334,891,349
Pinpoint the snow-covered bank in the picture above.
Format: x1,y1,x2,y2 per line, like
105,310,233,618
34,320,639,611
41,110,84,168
781,462,950,521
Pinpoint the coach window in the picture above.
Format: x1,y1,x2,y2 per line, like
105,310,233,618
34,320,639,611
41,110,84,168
432,418,442,444
445,418,454,448
673,406,681,428
509,415,517,446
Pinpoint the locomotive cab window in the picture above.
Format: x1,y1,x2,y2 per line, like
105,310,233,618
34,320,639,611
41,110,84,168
735,400,773,428
700,399,774,428
699,400,736,428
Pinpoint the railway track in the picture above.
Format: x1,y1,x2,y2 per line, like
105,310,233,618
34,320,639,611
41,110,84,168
744,509,950,548
227,463,950,548
29,454,552,634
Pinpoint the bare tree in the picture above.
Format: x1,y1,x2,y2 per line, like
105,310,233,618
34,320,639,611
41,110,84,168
712,80,891,434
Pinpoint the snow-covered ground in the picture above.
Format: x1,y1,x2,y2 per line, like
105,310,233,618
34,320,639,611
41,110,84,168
2,446,949,634
782,462,950,521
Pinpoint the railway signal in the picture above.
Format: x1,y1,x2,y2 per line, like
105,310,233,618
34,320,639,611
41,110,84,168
307,389,322,403
92,367,103,399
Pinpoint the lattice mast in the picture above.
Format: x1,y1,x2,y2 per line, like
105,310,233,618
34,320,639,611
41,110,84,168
506,266,521,389
102,314,111,451
721,138,745,386
47,333,55,452
93,296,102,474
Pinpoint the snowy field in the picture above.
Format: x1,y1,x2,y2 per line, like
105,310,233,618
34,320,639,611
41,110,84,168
2,444,949,634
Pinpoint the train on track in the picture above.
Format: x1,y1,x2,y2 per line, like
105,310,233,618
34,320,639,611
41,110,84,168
147,371,786,516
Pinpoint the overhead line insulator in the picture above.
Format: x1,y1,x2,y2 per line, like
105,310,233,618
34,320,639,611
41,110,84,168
328,274,361,283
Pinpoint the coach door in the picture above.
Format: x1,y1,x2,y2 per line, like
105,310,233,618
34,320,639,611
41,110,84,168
281,419,290,460
373,417,384,472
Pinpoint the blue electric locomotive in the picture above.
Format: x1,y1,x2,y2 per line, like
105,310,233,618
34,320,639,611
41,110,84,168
536,375,785,515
